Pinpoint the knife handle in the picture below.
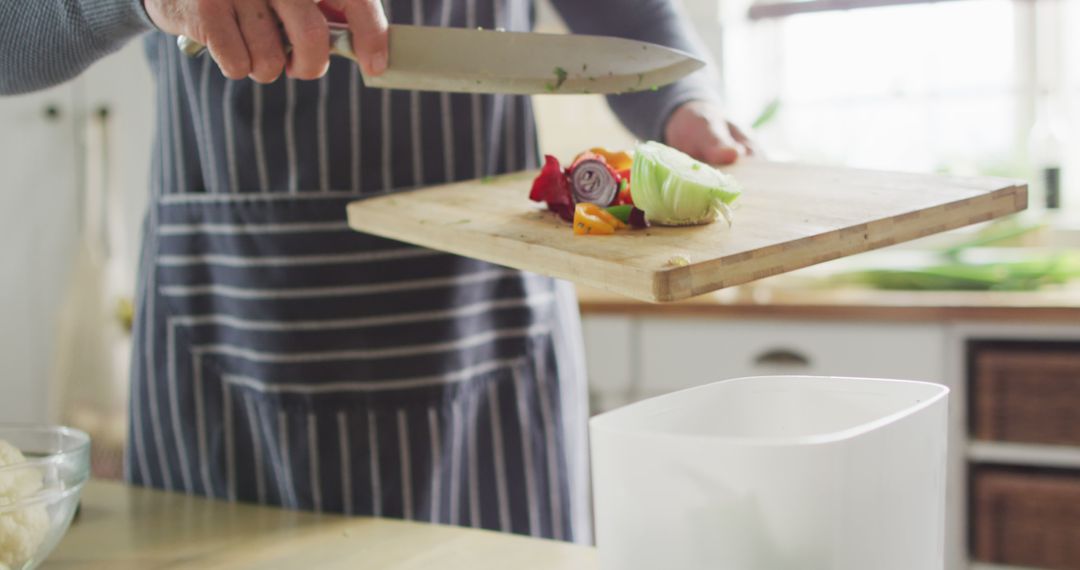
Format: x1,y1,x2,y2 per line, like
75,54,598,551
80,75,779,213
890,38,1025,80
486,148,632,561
177,23,357,63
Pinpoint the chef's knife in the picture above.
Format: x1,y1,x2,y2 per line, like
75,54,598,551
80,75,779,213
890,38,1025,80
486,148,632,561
178,24,705,95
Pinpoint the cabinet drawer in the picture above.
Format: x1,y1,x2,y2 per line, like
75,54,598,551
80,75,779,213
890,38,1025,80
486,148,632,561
971,467,1080,569
581,315,634,414
638,318,946,395
971,342,1080,446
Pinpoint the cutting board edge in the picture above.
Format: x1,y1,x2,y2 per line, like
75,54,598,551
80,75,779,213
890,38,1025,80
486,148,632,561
346,201,667,302
658,181,1029,301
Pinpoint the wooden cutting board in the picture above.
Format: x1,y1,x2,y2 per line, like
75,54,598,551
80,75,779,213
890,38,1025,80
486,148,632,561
347,160,1026,302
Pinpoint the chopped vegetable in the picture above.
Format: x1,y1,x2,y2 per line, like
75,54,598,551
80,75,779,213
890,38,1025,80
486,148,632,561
554,67,569,90
574,203,616,235
530,155,574,221
528,147,646,233
605,205,633,224
616,168,634,205
628,207,649,229
569,153,620,206
630,141,742,226
584,203,628,229
668,255,691,267
585,148,634,171
603,205,648,228
615,181,633,206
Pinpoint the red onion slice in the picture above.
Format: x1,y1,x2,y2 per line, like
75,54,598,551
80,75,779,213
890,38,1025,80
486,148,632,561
569,158,619,206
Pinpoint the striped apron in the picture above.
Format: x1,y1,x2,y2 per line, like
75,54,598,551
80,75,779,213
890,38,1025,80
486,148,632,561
123,0,592,543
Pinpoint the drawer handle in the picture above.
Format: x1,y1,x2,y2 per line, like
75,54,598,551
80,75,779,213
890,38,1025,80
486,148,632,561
754,348,811,367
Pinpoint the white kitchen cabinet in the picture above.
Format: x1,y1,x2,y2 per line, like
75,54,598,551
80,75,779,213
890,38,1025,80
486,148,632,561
637,318,948,397
582,315,950,408
946,322,1080,570
0,41,153,425
580,315,636,413
80,41,155,283
0,84,81,424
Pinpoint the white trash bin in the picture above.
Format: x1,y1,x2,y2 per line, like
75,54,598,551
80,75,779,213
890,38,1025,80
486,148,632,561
589,376,949,570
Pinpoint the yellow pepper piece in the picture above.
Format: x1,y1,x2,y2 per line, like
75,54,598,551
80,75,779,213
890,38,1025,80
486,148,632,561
573,203,616,235
573,147,634,171
588,147,634,171
577,202,628,230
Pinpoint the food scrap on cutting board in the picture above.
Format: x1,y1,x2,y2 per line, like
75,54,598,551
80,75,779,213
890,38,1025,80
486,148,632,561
528,141,742,235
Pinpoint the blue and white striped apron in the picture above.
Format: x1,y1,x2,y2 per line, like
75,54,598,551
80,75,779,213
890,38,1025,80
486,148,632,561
124,0,591,543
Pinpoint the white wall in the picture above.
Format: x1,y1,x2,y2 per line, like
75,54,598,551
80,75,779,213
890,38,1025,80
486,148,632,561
81,42,156,289
0,84,80,423
0,41,153,424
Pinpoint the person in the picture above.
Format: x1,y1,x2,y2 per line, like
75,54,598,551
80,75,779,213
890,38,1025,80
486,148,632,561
0,0,753,543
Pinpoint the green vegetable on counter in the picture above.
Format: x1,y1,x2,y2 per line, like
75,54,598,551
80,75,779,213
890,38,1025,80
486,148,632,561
751,99,781,130
940,217,1047,260
833,254,1080,292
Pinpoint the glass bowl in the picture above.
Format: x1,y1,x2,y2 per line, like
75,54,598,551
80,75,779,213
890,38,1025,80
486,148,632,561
0,425,90,570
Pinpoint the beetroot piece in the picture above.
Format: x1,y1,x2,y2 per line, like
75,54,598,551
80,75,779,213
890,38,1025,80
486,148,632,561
628,207,650,229
529,155,577,222
550,203,575,222
530,155,566,202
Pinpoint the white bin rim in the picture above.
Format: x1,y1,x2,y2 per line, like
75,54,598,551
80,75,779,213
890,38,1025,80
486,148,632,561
589,375,949,447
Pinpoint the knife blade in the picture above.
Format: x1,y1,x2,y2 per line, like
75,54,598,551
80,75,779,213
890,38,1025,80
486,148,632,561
178,24,705,95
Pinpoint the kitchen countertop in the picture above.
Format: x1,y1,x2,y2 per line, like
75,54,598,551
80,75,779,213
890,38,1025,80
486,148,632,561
575,282,1080,323
46,481,596,569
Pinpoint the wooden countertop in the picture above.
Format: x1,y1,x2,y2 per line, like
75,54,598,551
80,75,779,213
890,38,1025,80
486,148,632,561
46,481,596,570
575,282,1080,323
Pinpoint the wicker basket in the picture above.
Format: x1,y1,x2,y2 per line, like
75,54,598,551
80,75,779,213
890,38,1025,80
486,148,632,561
971,466,1080,569
971,343,1080,446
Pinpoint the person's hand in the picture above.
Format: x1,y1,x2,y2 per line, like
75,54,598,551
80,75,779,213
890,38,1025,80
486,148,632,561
664,100,759,166
145,0,389,83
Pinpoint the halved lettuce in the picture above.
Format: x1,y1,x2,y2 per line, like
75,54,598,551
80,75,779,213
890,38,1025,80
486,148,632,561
630,141,742,226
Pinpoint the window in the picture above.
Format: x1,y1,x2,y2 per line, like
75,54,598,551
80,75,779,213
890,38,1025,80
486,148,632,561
721,0,1077,213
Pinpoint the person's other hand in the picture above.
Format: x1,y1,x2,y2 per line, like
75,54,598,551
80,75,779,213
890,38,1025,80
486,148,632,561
145,0,389,83
664,100,759,166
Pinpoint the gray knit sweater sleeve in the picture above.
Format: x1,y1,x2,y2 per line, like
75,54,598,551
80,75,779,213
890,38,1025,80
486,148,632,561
0,0,154,95
548,0,722,142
